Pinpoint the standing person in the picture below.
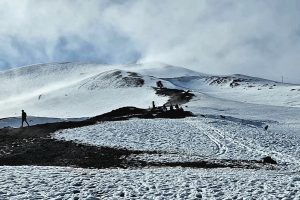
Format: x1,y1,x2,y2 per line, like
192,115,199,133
156,81,164,88
21,110,29,127
152,101,156,109
162,104,167,112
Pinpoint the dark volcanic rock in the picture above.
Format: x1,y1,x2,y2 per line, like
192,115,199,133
0,137,134,168
262,156,277,164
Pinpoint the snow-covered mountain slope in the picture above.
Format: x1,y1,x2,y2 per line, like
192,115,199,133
124,62,300,107
77,69,174,90
0,62,110,99
0,64,175,118
166,74,300,107
0,62,299,119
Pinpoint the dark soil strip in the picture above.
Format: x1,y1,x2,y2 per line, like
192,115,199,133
134,160,276,170
0,136,153,168
0,133,276,170
0,134,276,170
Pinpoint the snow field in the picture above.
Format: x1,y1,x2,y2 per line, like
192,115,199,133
54,117,300,170
54,118,218,159
0,166,299,199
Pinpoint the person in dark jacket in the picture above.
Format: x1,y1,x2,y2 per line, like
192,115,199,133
152,101,156,109
156,81,164,88
162,104,167,112
21,110,29,127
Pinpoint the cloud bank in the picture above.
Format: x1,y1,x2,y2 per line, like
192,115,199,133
0,0,299,83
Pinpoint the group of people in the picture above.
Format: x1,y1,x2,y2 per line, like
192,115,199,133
162,104,184,112
152,101,184,112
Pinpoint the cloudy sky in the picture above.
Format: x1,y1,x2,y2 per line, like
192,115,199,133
0,0,299,83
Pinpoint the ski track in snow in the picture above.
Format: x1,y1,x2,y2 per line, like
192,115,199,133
0,166,300,200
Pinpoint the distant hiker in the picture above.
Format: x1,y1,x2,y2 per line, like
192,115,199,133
170,104,174,111
181,90,192,100
162,104,167,112
264,125,269,131
152,101,156,109
21,110,29,127
184,90,191,96
262,156,277,164
156,81,164,88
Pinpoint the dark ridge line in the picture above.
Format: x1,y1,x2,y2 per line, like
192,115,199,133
125,159,278,170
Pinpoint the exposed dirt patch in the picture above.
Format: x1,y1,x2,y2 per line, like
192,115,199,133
128,159,276,170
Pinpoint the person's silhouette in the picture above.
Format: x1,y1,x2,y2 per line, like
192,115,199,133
21,110,29,127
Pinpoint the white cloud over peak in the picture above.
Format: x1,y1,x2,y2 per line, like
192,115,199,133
0,0,299,83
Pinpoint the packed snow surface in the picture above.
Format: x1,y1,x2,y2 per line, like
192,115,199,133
0,166,299,199
55,118,218,159
54,116,300,169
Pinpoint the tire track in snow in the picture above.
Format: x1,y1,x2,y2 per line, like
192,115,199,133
186,118,300,169
215,126,300,167
203,119,300,168
185,119,227,157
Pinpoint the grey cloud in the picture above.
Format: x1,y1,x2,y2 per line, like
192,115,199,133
104,0,300,83
0,0,299,83
0,0,140,69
